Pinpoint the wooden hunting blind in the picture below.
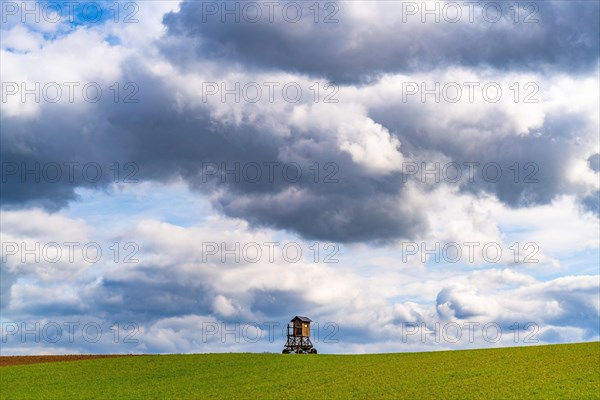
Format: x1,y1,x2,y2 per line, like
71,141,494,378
282,316,317,354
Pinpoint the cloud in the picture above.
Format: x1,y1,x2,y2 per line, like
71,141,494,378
1,206,597,354
1,1,598,355
2,0,599,243
163,1,599,82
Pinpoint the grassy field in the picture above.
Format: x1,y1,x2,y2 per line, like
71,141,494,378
1,342,598,399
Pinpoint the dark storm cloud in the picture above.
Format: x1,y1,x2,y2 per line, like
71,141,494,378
589,154,600,173
0,61,429,243
216,190,427,243
0,265,18,309
119,98,427,243
582,191,600,216
370,101,596,208
5,264,315,325
2,1,598,244
0,114,126,210
96,277,214,321
162,0,599,83
1,60,595,242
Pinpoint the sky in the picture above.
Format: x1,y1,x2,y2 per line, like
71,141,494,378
0,0,599,355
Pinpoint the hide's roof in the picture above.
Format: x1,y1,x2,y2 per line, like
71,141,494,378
291,316,312,322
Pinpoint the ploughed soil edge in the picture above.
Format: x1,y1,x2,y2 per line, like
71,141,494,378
0,354,141,367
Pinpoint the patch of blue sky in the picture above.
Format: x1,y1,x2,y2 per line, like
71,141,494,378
36,0,131,27
498,224,598,279
9,1,137,40
544,248,600,279
66,182,210,232
424,254,598,283
104,33,121,45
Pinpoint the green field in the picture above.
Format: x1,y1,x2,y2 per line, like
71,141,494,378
1,342,598,399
